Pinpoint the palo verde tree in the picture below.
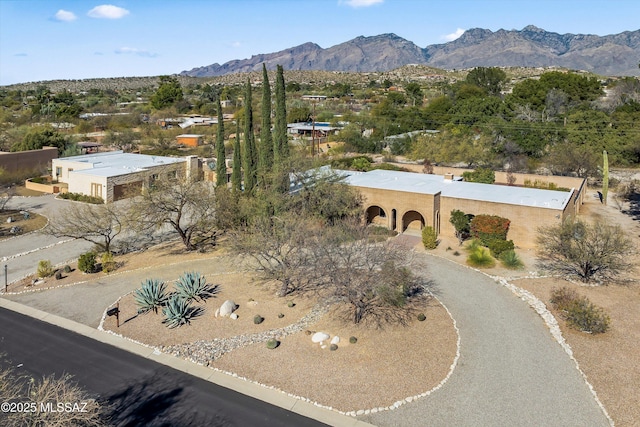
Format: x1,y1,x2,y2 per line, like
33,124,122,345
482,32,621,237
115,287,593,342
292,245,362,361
536,217,634,284
259,64,274,189
242,78,258,195
215,93,226,187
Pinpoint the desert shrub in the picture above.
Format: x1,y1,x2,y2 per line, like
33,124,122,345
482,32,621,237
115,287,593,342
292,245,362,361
37,260,53,278
465,238,482,252
487,238,514,257
266,339,279,349
162,296,203,328
330,156,374,170
550,287,610,333
254,315,264,324
371,163,409,172
349,336,358,344
500,250,524,269
467,246,496,268
58,192,104,204
470,215,510,246
101,252,116,273
417,313,426,321
421,226,438,249
55,270,63,280
174,271,216,303
462,167,495,183
134,279,168,314
330,344,338,351
287,301,295,308
63,265,72,273
78,252,96,273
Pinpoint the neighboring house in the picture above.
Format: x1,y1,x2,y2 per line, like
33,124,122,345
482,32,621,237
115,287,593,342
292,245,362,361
341,169,585,248
52,151,201,202
176,134,204,147
287,122,341,139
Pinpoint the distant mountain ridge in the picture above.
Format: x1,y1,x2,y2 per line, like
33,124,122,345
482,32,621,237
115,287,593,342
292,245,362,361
181,26,640,77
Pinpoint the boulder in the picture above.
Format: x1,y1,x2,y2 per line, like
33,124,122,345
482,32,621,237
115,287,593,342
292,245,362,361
218,300,237,317
311,332,330,343
230,313,238,320
330,336,340,345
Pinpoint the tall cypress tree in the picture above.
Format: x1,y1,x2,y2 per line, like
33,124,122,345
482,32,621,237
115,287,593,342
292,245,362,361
274,64,288,163
259,64,273,189
215,92,226,187
242,79,257,195
231,120,242,192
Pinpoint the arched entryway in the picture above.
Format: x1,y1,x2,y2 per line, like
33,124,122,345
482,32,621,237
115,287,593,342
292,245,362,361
365,205,387,226
402,210,425,233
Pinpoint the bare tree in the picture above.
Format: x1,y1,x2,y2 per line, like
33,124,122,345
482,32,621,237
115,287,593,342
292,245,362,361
230,214,320,296
0,185,15,211
131,175,220,251
315,223,430,325
45,202,125,254
537,217,635,284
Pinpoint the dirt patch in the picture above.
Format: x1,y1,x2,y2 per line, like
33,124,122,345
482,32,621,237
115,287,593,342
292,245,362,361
0,210,47,240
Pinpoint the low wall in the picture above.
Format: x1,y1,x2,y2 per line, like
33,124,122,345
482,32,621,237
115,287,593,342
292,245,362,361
24,179,67,194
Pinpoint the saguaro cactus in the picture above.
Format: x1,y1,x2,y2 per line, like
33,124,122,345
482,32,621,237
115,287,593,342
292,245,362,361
602,150,609,205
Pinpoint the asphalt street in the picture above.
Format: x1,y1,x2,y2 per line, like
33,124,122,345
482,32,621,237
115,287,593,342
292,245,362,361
0,307,328,427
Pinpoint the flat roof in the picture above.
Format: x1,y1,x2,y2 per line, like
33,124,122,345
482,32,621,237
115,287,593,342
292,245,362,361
342,169,573,210
57,151,185,178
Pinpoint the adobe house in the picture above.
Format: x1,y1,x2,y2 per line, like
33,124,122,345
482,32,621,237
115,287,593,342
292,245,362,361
176,134,204,147
343,169,585,248
52,151,201,203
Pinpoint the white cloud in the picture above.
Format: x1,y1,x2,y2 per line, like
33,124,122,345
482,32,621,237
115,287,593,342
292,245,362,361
54,9,77,22
340,0,383,8
442,28,465,42
114,47,158,58
87,5,130,19
230,41,242,48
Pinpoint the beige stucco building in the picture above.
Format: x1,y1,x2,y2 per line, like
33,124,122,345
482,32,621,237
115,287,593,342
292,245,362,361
343,169,586,248
52,151,201,203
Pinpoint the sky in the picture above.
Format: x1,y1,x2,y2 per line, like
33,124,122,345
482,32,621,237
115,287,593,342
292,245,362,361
1,0,639,86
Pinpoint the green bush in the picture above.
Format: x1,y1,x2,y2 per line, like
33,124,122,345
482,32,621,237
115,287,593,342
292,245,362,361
500,250,524,269
287,301,295,308
254,315,264,324
462,167,495,184
467,247,496,268
101,252,116,274
487,239,514,257
417,313,426,321
37,260,53,278
58,192,104,204
266,339,279,349
421,226,438,250
349,336,358,344
78,252,96,273
470,215,510,246
550,287,610,334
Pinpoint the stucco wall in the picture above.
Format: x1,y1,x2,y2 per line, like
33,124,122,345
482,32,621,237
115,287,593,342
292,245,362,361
0,147,58,174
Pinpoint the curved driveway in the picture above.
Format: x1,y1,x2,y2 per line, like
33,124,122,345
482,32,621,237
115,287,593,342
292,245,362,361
362,255,611,427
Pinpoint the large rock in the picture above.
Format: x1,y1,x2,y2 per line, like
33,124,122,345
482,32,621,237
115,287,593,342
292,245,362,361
216,300,237,317
330,336,340,345
312,332,330,343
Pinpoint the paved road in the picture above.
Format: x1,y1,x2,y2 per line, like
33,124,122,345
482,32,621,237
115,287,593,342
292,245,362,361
361,255,611,427
0,307,327,427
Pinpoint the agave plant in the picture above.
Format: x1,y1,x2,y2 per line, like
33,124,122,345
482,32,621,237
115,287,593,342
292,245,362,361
174,271,217,303
134,279,168,314
162,296,203,328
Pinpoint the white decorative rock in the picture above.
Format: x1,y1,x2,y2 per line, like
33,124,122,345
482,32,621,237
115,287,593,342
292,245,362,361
311,332,330,343
219,300,237,317
230,313,238,320
330,336,340,345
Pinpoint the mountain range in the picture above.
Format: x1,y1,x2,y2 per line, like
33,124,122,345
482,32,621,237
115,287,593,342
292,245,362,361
181,25,640,77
